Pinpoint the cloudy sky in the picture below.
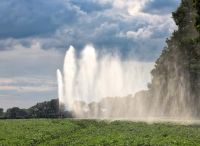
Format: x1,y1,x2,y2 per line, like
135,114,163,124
0,0,180,109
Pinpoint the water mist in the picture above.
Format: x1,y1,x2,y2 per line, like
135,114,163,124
57,45,153,118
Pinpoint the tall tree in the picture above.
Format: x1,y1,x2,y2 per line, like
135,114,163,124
147,0,200,117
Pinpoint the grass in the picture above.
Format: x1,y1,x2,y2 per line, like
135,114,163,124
0,119,200,146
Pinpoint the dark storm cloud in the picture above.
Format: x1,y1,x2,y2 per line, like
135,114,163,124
0,0,180,60
0,0,181,59
0,0,82,38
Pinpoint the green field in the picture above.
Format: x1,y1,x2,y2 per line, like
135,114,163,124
0,119,200,146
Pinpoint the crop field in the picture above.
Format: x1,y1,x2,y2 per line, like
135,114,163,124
0,119,200,146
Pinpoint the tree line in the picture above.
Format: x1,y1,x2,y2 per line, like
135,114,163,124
0,99,72,119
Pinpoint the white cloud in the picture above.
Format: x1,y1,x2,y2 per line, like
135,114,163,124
0,42,62,97
126,28,153,39
98,0,152,15
0,76,57,94
0,41,61,61
0,41,63,76
127,0,152,15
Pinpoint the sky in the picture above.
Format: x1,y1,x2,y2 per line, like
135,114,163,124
0,0,180,110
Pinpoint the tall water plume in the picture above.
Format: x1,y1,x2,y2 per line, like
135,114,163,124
57,45,153,118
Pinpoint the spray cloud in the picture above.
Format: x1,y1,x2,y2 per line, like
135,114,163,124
57,45,153,118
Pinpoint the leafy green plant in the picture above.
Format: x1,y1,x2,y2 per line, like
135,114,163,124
0,119,200,146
